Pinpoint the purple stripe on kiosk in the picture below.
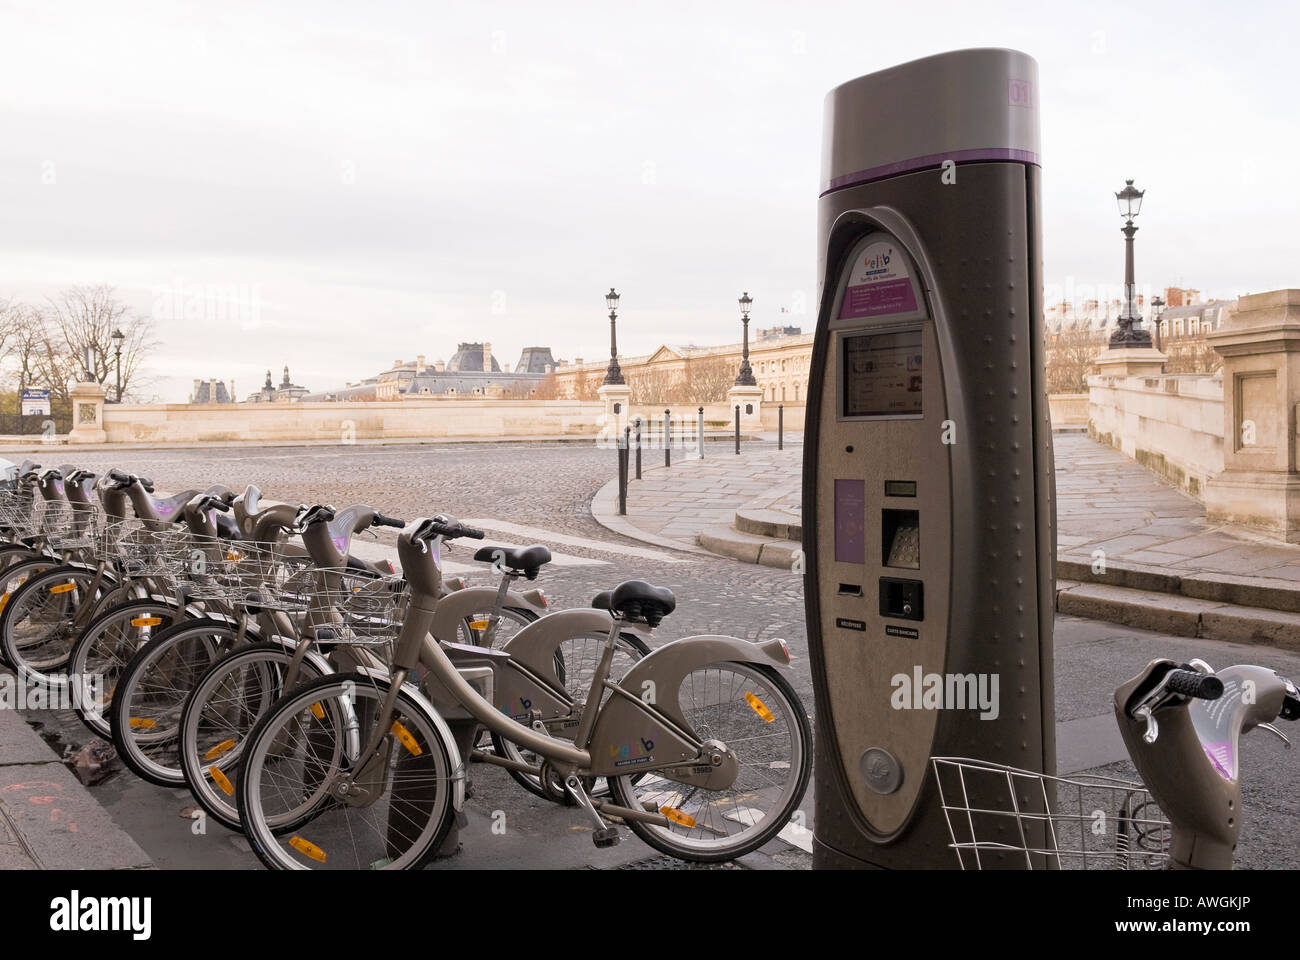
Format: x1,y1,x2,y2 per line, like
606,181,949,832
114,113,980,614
834,478,865,563
840,278,917,319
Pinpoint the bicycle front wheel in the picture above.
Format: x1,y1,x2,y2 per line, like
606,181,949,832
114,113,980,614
0,565,103,681
69,599,180,738
110,618,239,786
237,672,458,870
180,642,331,831
607,661,811,862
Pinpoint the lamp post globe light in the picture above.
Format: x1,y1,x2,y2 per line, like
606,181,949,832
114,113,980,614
603,287,624,385
734,291,757,386
110,327,125,402
1108,178,1153,348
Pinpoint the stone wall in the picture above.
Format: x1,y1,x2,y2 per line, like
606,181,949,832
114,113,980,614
1087,373,1224,499
101,399,606,444
1048,393,1089,427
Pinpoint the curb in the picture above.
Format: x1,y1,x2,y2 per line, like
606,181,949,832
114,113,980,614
588,478,710,556
1056,580,1300,649
0,706,153,870
0,434,608,454
1058,555,1300,615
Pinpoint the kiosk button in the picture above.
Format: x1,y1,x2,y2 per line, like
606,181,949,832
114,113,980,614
880,578,923,621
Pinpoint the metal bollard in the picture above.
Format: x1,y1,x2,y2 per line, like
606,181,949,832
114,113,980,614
698,406,705,460
634,417,642,480
618,426,630,515
778,403,784,451
734,404,740,455
664,409,671,468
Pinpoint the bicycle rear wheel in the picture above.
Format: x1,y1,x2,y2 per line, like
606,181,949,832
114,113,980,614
237,672,458,870
607,661,811,862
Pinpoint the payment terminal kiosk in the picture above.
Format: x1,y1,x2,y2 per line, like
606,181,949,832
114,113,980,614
804,48,1057,868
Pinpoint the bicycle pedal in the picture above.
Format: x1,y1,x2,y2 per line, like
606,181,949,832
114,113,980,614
591,826,620,849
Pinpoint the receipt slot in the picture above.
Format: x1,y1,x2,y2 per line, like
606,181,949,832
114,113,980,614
803,49,1056,868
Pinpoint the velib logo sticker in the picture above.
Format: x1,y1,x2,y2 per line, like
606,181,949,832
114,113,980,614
50,890,151,941
610,736,655,767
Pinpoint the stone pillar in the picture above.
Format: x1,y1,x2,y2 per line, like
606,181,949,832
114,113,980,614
727,383,764,432
596,381,631,444
1093,346,1167,379
68,379,107,444
1205,289,1300,542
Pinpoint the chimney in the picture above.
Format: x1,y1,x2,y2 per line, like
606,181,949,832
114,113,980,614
434,360,445,373
575,357,583,366
482,342,492,372
193,379,201,402
545,363,552,374
416,354,426,375
230,380,235,402
503,363,511,373
209,379,217,405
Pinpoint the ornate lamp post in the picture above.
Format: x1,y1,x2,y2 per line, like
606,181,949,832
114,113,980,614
1150,296,1165,351
1108,179,1153,348
734,291,757,386
603,287,624,385
110,327,125,402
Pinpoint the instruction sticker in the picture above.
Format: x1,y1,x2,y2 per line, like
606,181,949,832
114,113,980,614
839,240,918,320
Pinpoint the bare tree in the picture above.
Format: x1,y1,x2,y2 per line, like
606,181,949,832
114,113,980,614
573,370,602,401
1045,325,1106,394
681,355,733,403
1164,336,1222,375
38,285,157,401
532,372,559,400
627,367,684,404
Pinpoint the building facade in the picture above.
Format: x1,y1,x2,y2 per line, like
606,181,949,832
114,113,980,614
553,328,814,404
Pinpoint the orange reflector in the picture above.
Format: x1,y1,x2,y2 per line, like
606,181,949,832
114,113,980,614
661,806,697,828
0,594,8,613
131,616,163,627
129,717,156,729
468,619,490,631
50,582,76,594
209,767,235,795
204,739,236,761
289,836,326,862
391,721,422,756
310,702,325,720
745,692,775,723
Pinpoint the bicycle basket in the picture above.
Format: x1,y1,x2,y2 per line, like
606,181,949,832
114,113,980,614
280,569,409,647
931,757,1170,870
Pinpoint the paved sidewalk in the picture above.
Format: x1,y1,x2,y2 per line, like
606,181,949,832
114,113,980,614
592,432,1300,640
0,703,152,869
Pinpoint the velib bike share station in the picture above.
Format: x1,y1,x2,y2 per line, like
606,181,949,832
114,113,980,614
803,48,1057,868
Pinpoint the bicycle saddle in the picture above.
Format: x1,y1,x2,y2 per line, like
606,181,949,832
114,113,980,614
473,543,551,579
608,580,676,627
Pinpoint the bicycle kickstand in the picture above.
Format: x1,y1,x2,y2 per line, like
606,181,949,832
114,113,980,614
563,774,620,849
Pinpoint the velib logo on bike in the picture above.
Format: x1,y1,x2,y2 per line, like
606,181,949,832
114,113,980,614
610,736,655,767
891,666,1000,720
49,891,151,941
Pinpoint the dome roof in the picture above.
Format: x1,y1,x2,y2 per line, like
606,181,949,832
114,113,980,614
447,343,500,373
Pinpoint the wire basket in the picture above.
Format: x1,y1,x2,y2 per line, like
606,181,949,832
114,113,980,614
47,503,102,551
931,757,1170,870
95,518,195,583
0,495,44,538
266,568,410,647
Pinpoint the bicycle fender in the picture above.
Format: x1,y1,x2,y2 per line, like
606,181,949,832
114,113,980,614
429,585,543,643
500,607,615,688
586,635,789,781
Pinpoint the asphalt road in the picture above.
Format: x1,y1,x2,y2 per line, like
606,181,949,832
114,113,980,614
14,440,1300,870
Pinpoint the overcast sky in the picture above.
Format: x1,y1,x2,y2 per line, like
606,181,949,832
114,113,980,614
2,0,1295,401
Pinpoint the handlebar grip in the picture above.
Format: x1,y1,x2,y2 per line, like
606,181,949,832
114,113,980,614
461,525,486,540
209,498,233,512
1166,669,1224,701
373,514,405,528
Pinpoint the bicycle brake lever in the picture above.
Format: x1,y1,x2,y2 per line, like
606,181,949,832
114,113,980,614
1257,723,1292,748
1135,704,1159,744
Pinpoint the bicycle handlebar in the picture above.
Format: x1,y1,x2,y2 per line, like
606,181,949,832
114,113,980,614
372,513,406,529
1164,669,1224,701
416,515,485,542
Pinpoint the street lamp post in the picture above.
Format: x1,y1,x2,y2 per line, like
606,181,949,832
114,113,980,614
1108,179,1153,348
1150,296,1165,351
110,328,125,402
603,288,624,385
734,292,757,386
